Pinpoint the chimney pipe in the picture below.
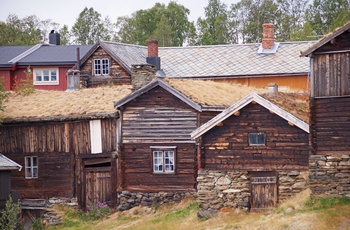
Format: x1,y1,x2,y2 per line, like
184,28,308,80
262,23,275,49
49,30,60,45
146,40,161,70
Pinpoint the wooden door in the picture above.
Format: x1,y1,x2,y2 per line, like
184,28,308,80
250,175,277,210
85,167,112,207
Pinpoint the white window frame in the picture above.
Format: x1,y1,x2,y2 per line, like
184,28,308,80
151,146,176,173
25,156,38,179
90,119,102,154
249,132,266,146
93,58,109,75
33,68,59,85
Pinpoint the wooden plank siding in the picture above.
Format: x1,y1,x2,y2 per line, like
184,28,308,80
121,86,198,144
119,86,199,192
201,103,309,171
0,118,117,206
80,47,131,87
311,96,350,155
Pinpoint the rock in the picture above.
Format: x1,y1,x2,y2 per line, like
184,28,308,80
216,176,231,185
285,207,294,214
197,209,217,219
118,203,132,211
223,189,241,193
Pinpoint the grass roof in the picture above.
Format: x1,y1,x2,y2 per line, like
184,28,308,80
165,79,269,107
1,85,132,120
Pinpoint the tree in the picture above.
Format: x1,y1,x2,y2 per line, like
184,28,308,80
115,2,191,46
197,0,230,45
71,7,111,44
306,0,350,36
59,25,72,45
0,195,20,230
0,14,42,45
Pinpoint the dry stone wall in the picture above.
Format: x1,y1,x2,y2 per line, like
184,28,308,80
309,155,350,197
196,169,308,211
131,64,156,91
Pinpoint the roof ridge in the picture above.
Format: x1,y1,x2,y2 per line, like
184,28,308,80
102,40,147,49
8,44,42,63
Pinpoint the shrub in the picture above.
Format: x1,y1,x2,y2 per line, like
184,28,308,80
12,66,35,96
0,195,21,230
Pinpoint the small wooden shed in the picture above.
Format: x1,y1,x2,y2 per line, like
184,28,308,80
301,21,350,198
191,92,309,211
0,153,22,210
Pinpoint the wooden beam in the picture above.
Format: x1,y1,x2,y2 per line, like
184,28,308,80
216,122,224,127
288,121,294,127
252,101,257,104
269,110,274,114
234,111,240,116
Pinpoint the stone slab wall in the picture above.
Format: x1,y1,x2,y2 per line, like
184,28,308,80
131,64,156,91
196,169,308,211
309,155,350,197
117,191,195,211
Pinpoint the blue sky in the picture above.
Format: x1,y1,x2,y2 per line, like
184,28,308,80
0,0,240,28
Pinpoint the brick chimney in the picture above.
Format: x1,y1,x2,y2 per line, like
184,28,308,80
146,40,161,70
262,23,275,49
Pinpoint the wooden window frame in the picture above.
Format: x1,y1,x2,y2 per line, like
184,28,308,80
150,146,176,174
93,58,109,76
33,68,59,85
25,156,38,179
249,132,266,146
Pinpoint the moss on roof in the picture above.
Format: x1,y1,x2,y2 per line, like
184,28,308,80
1,85,132,120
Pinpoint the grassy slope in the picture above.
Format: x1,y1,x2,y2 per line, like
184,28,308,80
49,190,350,230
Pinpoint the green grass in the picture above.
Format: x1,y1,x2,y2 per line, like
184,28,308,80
305,197,350,211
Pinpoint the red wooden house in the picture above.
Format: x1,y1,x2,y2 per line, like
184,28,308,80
191,92,309,211
301,21,350,198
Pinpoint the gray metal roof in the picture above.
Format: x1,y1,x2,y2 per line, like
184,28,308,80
16,44,93,66
0,153,22,171
0,46,32,67
101,41,314,78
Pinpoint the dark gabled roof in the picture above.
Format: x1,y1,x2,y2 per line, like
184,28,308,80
301,21,350,57
16,44,93,66
191,93,309,139
114,79,202,111
0,153,22,171
0,46,32,67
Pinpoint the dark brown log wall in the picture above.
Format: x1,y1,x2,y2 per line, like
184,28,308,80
80,47,131,87
311,96,350,155
0,118,117,201
201,103,309,171
119,143,197,192
122,86,198,144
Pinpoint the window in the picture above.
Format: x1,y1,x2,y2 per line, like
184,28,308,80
25,156,38,179
34,68,58,85
152,148,175,173
90,120,102,154
249,133,265,146
94,58,109,75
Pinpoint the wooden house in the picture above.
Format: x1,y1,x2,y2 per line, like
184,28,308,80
113,79,270,209
191,92,309,211
0,153,22,210
0,85,132,210
300,21,350,198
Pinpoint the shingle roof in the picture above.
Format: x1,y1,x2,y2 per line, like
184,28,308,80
0,153,22,171
16,44,93,65
0,46,32,67
100,41,314,78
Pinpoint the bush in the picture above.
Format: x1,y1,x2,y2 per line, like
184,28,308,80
0,195,21,230
12,66,35,96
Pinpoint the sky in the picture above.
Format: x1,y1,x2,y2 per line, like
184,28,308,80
0,0,240,28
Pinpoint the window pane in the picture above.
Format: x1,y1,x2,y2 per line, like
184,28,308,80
249,133,265,145
51,70,57,81
164,151,174,172
43,70,49,81
102,59,109,75
26,168,32,178
94,59,101,75
33,168,38,178
36,71,42,81
26,157,31,167
32,157,37,166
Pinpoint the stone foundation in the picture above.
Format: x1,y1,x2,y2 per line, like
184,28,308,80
309,155,350,198
117,191,195,211
196,169,308,211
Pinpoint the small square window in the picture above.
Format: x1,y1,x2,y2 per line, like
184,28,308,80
94,58,109,75
152,148,176,173
25,156,38,179
249,133,265,146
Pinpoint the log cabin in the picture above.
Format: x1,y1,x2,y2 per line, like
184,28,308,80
0,85,132,210
300,21,350,198
113,78,270,210
191,92,309,211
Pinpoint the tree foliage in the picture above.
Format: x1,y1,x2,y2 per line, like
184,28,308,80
71,7,112,44
0,195,21,230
